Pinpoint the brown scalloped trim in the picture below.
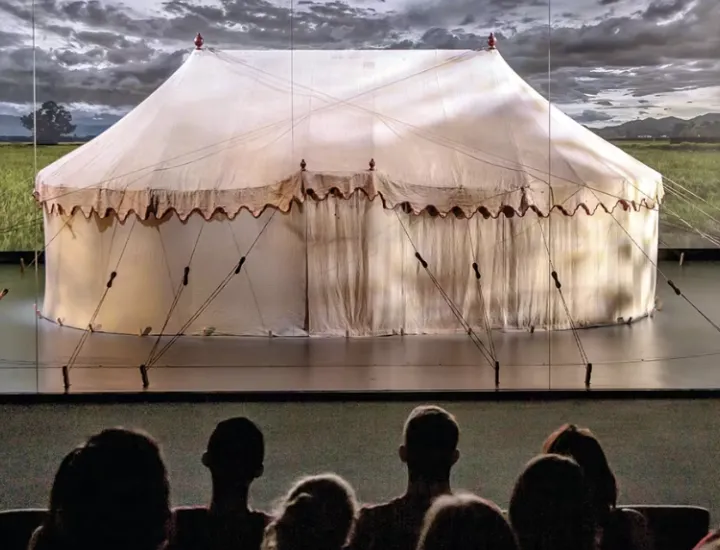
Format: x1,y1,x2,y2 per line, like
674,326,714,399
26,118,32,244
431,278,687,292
304,185,658,218
37,169,659,222
42,199,306,222
40,187,657,222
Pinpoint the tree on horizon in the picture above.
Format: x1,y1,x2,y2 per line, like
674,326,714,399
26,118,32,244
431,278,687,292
20,101,76,144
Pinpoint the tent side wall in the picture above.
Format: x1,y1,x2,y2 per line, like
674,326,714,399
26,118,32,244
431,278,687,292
42,209,308,337
41,196,658,337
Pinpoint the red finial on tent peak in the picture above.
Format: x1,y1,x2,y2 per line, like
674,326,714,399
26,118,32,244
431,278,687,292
488,32,497,49
194,33,204,50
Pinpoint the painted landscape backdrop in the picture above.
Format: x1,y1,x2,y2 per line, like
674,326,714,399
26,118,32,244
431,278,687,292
1,0,718,250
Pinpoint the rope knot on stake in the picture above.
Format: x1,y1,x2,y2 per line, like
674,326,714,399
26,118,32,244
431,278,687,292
585,363,593,388
140,364,149,389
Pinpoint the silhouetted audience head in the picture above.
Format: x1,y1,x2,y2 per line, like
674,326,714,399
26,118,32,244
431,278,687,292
263,473,357,550
29,449,82,550
509,454,595,550
48,448,81,516
203,417,265,486
60,427,171,550
401,406,460,482
543,424,617,523
417,494,518,550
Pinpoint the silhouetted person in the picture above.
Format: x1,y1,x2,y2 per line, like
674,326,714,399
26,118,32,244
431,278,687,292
509,454,595,550
543,424,651,550
417,493,518,550
347,405,460,550
170,417,270,550
263,473,357,550
28,448,81,550
32,428,171,550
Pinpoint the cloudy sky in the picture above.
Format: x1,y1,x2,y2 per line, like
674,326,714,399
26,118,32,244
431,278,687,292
0,0,718,130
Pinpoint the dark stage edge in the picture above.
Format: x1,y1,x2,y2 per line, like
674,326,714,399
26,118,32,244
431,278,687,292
2,389,720,405
3,261,720,395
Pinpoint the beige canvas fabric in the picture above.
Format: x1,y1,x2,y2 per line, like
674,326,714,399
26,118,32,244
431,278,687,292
36,48,662,335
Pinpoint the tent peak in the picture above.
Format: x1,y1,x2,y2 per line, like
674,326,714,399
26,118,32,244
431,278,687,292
194,33,204,50
488,32,497,50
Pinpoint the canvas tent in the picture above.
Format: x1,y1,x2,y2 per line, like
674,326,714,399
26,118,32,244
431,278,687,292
34,38,663,338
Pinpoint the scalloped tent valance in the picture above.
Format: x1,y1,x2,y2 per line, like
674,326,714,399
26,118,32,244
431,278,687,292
34,48,663,220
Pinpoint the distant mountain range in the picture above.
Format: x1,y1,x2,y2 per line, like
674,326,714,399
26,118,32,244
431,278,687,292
1,111,719,142
593,113,720,139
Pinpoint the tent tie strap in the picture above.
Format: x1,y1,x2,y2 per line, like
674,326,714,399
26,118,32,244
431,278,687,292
414,252,428,269
106,271,117,288
235,256,246,274
551,270,561,289
183,266,190,286
667,280,681,295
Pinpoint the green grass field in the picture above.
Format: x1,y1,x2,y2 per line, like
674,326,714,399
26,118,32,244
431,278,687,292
0,144,78,251
0,141,719,251
618,141,720,242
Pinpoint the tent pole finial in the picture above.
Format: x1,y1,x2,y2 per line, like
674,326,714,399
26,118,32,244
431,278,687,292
194,33,204,50
488,32,497,50
300,159,307,171
369,158,376,171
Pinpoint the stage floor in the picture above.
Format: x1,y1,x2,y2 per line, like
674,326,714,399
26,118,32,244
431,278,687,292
1,261,720,394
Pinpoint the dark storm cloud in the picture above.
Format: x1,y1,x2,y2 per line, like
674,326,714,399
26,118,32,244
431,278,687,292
73,30,132,49
54,48,98,66
0,43,186,107
106,41,156,64
0,0,718,111
0,29,26,47
387,27,489,50
573,109,614,123
644,0,694,20
46,24,75,38
395,0,549,30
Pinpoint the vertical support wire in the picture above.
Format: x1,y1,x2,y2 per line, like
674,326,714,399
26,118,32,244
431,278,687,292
290,0,295,148
32,0,40,392
291,0,309,334
547,0,552,390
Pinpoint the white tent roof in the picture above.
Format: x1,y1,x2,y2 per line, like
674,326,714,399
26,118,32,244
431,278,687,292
35,46,663,221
